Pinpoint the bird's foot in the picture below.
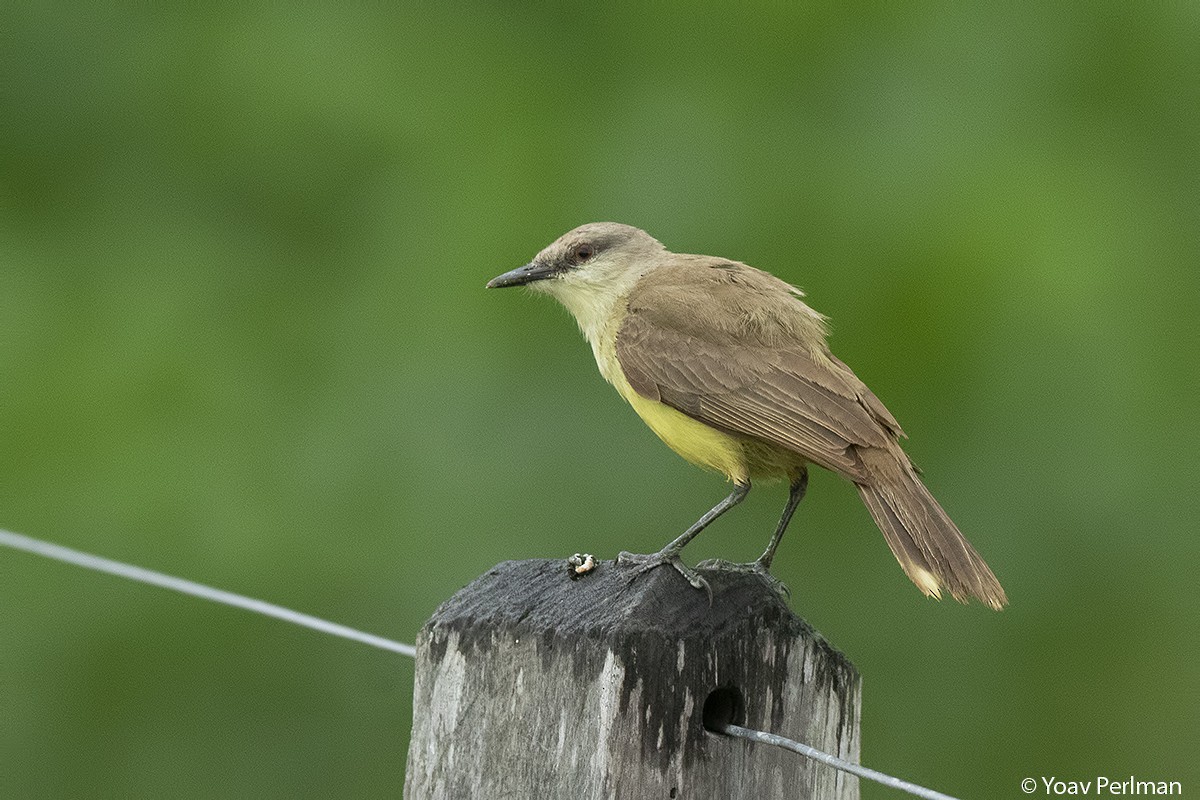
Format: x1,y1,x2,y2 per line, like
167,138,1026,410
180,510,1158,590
618,549,712,603
694,558,791,600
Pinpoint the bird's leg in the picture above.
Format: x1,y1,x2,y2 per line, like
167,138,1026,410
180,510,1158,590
698,468,808,598
619,481,750,598
757,467,808,570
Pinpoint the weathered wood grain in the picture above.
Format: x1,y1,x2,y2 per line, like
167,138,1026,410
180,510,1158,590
404,559,860,799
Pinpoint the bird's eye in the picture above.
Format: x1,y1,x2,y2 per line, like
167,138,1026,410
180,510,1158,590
573,244,594,264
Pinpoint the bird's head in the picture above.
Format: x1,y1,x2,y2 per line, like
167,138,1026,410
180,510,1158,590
488,223,665,332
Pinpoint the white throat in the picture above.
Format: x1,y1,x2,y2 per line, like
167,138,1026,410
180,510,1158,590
543,279,624,347
534,263,648,386
539,258,648,341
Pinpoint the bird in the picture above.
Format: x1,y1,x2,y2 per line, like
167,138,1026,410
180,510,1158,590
487,222,1006,609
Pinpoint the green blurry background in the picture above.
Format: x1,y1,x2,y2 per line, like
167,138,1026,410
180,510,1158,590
2,4,1197,798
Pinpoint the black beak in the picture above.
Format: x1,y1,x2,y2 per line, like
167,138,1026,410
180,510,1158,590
486,261,557,289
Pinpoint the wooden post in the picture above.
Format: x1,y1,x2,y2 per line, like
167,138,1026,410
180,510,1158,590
404,559,861,799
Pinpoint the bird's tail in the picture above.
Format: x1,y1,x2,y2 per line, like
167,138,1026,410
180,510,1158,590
855,449,1007,610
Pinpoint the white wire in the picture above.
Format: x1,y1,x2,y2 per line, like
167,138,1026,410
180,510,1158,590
716,723,962,800
0,528,416,658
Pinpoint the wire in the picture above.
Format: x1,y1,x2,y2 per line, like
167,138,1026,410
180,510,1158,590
714,723,962,800
0,528,416,658
4,528,965,799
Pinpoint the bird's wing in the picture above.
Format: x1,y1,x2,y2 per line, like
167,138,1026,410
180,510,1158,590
616,260,903,481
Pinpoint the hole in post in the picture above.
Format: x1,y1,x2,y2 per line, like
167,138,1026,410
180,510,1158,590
702,685,746,733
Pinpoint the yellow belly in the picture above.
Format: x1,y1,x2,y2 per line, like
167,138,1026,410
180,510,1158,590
612,367,804,483
625,390,749,479
592,315,802,483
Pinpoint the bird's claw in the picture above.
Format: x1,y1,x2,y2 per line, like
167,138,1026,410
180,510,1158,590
695,557,791,600
618,550,713,604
